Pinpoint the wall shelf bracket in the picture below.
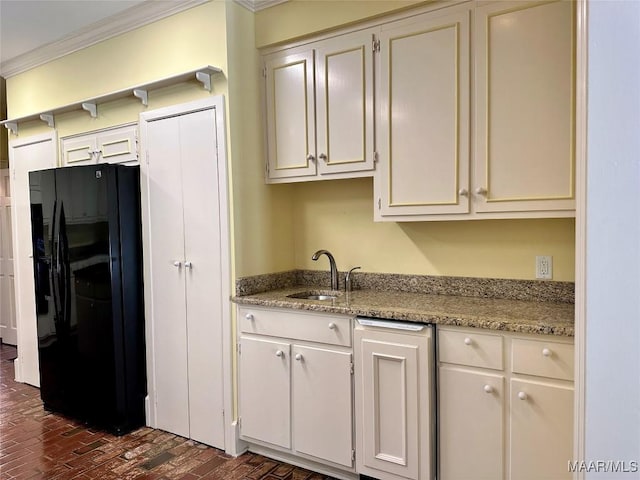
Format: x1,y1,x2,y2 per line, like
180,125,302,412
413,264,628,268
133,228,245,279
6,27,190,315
39,113,55,128
81,102,98,118
133,89,149,106
4,122,18,135
195,70,213,92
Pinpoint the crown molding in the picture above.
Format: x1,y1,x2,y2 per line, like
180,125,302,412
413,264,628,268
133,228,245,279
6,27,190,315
0,0,209,78
234,0,289,13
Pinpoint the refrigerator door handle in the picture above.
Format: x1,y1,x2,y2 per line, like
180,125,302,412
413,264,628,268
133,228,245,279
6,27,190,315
57,203,72,329
50,200,62,329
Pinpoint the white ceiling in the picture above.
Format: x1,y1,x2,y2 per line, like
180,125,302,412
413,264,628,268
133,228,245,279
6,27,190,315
0,0,147,66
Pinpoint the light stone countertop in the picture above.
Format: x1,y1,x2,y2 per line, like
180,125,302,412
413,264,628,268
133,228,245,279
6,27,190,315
232,285,575,337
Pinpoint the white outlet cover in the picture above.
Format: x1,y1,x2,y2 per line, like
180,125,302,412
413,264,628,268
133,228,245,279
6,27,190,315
536,255,553,280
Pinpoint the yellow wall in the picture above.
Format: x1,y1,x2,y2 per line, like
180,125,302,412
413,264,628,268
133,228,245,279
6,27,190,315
257,1,576,281
292,179,575,281
224,2,295,277
255,0,426,47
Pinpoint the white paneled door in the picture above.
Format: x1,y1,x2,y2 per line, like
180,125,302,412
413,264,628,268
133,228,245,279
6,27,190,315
141,100,226,449
0,169,17,345
9,132,57,386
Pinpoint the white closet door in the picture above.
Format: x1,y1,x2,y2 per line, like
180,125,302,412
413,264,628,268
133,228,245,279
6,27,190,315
144,105,225,449
145,117,190,439
1,170,17,345
180,108,225,448
9,132,57,386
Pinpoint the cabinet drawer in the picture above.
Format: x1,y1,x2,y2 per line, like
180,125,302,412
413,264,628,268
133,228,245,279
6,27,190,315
438,329,503,370
238,307,352,347
511,338,574,381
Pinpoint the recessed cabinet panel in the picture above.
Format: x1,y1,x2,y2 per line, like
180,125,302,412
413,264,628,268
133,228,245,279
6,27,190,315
475,0,575,212
439,366,504,480
265,51,316,179
293,345,353,467
239,336,291,449
510,379,574,480
376,8,470,217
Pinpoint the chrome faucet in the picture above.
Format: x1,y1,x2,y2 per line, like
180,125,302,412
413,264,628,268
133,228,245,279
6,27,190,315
312,249,339,291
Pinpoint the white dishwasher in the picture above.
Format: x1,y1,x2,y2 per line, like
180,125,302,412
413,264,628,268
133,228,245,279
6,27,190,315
354,317,435,480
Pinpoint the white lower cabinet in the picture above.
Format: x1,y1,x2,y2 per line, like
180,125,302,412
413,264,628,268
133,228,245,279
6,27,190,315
438,327,574,480
238,306,355,475
354,322,434,480
439,366,504,480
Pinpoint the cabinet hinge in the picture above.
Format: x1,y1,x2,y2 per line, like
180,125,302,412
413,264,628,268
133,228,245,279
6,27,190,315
373,38,381,53
237,343,241,355
352,449,356,462
377,198,382,210
350,362,354,375
145,151,150,165
262,66,267,78
373,151,379,164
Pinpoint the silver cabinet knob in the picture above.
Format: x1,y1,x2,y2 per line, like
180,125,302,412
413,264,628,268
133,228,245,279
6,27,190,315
307,153,316,163
518,391,528,401
483,385,494,394
475,187,488,196
295,353,303,361
464,337,473,346
328,322,337,330
458,188,469,197
275,350,284,358
318,153,328,162
245,313,254,321
173,261,181,268
542,348,552,357
184,261,193,269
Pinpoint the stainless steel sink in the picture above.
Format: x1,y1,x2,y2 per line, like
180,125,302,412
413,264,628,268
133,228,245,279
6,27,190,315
286,291,340,301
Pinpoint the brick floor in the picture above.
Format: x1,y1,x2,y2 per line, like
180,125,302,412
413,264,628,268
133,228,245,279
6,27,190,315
0,343,336,479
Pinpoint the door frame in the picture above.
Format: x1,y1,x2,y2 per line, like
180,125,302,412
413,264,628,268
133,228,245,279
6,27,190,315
138,96,234,453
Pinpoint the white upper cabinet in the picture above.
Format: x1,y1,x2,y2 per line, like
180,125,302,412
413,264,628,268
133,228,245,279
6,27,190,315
375,6,470,218
61,124,138,166
474,0,575,214
264,29,376,183
265,50,317,180
315,31,375,176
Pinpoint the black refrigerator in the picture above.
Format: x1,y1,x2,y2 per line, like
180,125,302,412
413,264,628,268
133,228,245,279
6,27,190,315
29,163,146,435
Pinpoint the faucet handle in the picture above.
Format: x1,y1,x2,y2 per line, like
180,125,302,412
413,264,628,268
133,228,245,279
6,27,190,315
345,266,362,292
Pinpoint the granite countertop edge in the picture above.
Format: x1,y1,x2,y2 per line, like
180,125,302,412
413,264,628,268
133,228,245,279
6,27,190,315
231,286,575,338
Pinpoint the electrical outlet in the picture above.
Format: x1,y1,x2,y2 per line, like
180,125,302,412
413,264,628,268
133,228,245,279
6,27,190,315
536,255,553,280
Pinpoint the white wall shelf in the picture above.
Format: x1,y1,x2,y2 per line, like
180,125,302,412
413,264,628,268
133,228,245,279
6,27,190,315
1,65,222,135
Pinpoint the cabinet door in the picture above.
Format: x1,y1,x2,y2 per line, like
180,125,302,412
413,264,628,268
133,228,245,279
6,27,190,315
376,7,470,218
510,379,573,480
97,125,138,165
439,366,504,480
265,50,317,181
239,336,291,449
356,329,432,480
474,1,575,214
61,135,97,166
180,109,225,448
315,30,375,176
292,345,353,467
